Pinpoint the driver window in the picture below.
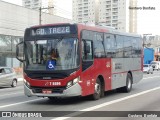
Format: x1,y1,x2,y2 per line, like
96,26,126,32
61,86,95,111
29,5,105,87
82,40,93,61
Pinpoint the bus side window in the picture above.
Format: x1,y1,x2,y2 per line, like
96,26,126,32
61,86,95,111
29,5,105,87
82,40,93,61
82,40,94,71
82,41,85,60
104,34,116,58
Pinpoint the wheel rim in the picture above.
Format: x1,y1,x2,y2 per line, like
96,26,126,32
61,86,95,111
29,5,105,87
127,78,131,89
95,83,101,95
13,80,17,87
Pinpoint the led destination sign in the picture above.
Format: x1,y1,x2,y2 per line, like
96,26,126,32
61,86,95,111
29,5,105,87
31,26,71,36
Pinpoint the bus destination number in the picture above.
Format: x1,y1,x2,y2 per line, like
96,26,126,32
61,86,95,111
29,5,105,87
31,26,70,36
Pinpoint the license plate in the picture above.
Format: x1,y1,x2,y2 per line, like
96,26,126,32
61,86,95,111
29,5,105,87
42,89,52,94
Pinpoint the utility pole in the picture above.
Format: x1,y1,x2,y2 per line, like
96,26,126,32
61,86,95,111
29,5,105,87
39,7,42,25
39,6,54,25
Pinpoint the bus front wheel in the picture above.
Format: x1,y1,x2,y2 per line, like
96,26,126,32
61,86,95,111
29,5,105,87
91,78,101,100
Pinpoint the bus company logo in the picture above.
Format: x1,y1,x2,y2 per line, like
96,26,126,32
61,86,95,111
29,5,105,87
45,82,61,86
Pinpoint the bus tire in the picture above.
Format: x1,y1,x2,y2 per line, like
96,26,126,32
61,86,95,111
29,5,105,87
91,78,101,100
122,73,132,93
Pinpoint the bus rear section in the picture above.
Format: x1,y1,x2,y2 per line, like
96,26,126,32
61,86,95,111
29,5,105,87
16,23,143,100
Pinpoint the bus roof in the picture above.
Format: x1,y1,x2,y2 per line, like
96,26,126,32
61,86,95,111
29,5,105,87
30,23,71,28
76,23,141,38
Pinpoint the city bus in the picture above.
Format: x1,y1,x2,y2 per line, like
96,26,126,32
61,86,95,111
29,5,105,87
16,23,143,100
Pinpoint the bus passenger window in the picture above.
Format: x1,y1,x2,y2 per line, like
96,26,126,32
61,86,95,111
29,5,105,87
104,34,116,58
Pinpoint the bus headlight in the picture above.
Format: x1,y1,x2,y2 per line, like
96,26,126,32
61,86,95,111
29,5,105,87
66,76,80,89
73,77,80,85
66,81,73,89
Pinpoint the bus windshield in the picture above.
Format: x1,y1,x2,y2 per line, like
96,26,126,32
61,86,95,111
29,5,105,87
25,38,79,71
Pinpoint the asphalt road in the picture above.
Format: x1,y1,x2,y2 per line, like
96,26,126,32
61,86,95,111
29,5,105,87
0,71,160,120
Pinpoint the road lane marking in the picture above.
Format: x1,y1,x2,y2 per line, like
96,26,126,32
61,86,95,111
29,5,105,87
52,86,160,120
0,98,44,109
0,87,23,92
0,92,23,97
143,76,160,79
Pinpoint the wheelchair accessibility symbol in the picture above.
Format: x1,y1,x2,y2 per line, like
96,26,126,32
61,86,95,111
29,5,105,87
47,60,56,69
48,61,54,69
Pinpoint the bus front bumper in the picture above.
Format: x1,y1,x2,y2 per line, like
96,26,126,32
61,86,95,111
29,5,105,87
24,83,82,97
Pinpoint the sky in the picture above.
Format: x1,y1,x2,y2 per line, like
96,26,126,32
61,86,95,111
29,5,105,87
1,0,160,35
137,0,160,35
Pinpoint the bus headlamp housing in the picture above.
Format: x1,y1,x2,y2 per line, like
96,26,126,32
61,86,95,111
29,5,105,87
66,77,80,89
73,77,80,84
66,81,73,89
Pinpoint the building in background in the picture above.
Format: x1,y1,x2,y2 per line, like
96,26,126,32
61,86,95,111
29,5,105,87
22,0,72,19
129,0,137,33
22,0,56,10
72,0,137,33
72,0,99,24
154,48,160,61
0,1,72,68
22,0,57,14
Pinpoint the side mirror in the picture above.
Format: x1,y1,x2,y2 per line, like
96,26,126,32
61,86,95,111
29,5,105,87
16,41,25,62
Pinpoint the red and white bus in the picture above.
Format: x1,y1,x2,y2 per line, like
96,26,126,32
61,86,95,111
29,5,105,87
16,23,143,100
